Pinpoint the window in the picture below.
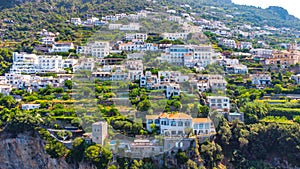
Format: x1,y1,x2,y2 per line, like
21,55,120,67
194,124,198,129
199,124,204,129
171,121,176,126
205,123,209,129
178,121,183,126
185,121,190,126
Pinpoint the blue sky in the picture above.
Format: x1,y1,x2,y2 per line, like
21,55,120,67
232,0,300,19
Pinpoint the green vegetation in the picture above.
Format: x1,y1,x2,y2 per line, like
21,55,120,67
216,119,300,167
85,145,112,168
0,0,300,168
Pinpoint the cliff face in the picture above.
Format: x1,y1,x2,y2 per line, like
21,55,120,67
0,132,92,169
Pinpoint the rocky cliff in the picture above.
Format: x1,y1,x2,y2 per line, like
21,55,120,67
0,132,92,169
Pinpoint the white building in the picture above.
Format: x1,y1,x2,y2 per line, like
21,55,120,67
49,42,75,53
5,73,66,89
160,45,213,68
109,23,140,31
237,42,252,50
164,83,180,98
77,41,110,58
102,15,119,21
109,24,123,30
168,16,183,23
146,113,215,137
73,58,95,72
5,73,31,88
222,58,239,66
22,104,40,110
250,48,273,58
118,42,158,51
250,74,271,86
84,17,99,25
10,52,66,74
196,80,209,92
0,84,12,95
63,59,78,68
92,121,108,145
71,18,82,25
292,74,300,84
38,55,64,73
191,74,226,92
125,33,148,42
128,70,144,81
226,64,248,74
41,37,55,45
39,29,56,37
207,96,230,112
219,39,237,49
162,32,189,41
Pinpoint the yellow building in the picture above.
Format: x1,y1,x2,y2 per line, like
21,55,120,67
265,42,300,67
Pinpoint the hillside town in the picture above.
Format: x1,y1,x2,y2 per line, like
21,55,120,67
0,0,300,169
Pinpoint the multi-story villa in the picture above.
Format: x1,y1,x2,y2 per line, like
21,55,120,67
226,64,248,74
237,42,253,50
207,96,230,113
146,113,216,136
77,41,110,58
219,38,237,49
10,52,72,74
125,33,148,43
160,45,213,68
118,42,158,51
48,42,74,53
162,32,189,41
250,74,271,86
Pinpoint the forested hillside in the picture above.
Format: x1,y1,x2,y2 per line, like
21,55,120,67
0,0,155,42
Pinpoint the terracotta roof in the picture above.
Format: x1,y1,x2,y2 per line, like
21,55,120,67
146,113,193,120
168,113,192,119
192,118,211,123
145,115,158,119
159,113,168,118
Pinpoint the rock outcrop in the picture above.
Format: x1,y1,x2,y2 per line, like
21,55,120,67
0,132,92,169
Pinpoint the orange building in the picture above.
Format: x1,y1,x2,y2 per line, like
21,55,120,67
265,42,300,67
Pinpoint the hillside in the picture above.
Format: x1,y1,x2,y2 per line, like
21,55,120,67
0,0,299,43
163,0,300,29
